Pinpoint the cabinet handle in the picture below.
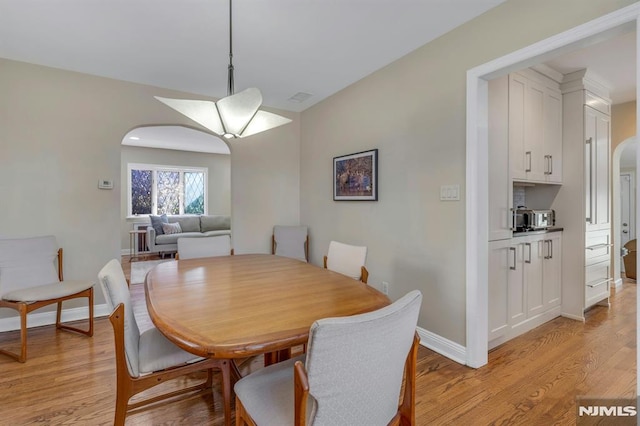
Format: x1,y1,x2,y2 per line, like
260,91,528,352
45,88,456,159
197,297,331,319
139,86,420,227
548,155,553,175
585,243,613,250
587,278,612,288
509,208,515,231
585,137,593,224
509,247,517,270
544,239,553,259
525,242,532,264
544,155,551,175
525,151,532,172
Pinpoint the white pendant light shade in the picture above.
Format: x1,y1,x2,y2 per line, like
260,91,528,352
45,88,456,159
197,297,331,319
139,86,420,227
154,96,224,135
155,89,291,139
217,87,261,137
241,109,293,138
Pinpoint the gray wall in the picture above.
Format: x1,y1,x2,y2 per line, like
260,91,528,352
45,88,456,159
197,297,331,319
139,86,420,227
299,0,636,346
120,145,231,251
0,58,300,317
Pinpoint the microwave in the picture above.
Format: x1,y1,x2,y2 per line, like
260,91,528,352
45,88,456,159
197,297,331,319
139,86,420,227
513,208,555,231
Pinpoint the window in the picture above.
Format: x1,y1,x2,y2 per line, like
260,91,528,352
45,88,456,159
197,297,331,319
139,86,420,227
128,163,207,216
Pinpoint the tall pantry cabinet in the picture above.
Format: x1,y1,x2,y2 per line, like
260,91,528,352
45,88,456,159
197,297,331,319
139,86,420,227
556,70,612,320
488,69,564,349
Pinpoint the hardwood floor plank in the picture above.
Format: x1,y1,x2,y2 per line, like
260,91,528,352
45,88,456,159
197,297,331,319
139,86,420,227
0,263,635,425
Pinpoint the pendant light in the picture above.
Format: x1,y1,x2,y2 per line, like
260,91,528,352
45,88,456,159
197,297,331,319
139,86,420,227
155,0,291,139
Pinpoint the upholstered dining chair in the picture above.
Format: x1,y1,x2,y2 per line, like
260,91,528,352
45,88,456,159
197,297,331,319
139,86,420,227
272,225,309,262
0,235,94,363
176,235,233,260
235,290,422,426
98,259,233,426
323,240,369,283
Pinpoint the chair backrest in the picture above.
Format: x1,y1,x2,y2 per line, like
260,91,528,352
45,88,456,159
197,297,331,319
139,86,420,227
304,290,422,425
273,225,308,261
177,235,232,260
98,259,141,377
0,235,60,298
325,240,367,280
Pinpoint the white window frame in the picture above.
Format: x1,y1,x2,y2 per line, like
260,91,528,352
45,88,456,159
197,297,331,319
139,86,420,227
127,163,208,217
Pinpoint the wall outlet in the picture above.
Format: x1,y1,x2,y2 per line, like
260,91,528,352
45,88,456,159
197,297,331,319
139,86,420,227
382,281,389,295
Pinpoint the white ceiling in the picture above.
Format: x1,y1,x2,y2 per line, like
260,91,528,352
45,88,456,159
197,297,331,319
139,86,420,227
2,1,636,153
544,29,637,105
0,0,506,113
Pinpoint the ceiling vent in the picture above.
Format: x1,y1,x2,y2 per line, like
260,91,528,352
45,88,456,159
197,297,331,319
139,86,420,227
288,92,313,103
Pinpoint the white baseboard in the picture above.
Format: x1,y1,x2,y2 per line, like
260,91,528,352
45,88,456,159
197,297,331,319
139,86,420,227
0,304,110,332
6,307,471,367
614,277,623,289
417,326,466,365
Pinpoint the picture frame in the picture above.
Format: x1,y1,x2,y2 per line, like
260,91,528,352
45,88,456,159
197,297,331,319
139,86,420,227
333,149,378,201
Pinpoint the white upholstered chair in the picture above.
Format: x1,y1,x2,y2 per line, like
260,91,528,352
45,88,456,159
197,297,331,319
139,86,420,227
98,259,233,425
323,240,369,283
272,225,309,262
0,235,94,363
176,235,233,260
235,290,422,426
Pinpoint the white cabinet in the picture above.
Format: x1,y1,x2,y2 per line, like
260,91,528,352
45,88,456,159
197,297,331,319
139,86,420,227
488,232,562,348
488,76,512,241
509,70,563,184
584,107,610,232
488,240,513,342
557,70,612,317
542,233,562,310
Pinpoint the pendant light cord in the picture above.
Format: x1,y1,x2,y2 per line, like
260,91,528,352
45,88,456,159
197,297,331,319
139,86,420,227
227,0,235,96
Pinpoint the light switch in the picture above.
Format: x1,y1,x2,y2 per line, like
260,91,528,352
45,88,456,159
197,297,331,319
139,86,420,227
440,184,460,201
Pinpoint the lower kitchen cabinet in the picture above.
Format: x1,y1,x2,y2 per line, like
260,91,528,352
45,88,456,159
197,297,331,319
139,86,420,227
489,232,562,349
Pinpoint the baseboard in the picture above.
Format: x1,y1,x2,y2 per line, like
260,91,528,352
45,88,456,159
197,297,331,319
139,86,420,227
0,304,110,333
417,326,466,365
613,277,623,289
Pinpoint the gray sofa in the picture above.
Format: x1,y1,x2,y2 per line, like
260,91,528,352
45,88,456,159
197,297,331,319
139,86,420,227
146,214,231,256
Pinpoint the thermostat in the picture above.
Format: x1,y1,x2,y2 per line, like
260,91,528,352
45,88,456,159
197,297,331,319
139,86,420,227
98,179,114,190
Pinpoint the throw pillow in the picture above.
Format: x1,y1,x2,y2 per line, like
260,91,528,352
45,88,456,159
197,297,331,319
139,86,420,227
150,214,168,235
162,222,182,235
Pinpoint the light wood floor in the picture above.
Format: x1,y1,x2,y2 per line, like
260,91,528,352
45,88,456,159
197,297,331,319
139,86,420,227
0,258,635,425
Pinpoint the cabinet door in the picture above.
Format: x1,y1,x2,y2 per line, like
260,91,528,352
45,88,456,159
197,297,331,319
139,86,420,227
508,242,526,326
585,107,611,231
524,80,546,182
525,238,544,317
488,76,512,241
543,88,562,183
543,233,561,309
509,74,528,181
488,240,511,341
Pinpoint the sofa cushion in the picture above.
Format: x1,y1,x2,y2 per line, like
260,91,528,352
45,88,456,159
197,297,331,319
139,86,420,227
150,214,168,236
155,232,205,245
201,215,231,232
203,230,232,237
173,216,200,232
162,222,182,235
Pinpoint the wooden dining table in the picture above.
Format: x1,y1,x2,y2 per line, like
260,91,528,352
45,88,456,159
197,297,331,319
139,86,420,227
144,253,390,425
145,253,390,357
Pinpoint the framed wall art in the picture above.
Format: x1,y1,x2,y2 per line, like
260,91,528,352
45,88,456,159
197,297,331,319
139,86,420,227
333,149,378,201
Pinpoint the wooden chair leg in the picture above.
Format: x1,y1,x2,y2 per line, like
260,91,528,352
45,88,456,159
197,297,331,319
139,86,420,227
19,304,27,363
113,387,129,426
55,289,94,337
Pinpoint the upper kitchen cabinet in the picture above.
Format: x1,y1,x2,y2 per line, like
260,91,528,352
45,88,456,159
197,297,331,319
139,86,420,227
509,69,563,184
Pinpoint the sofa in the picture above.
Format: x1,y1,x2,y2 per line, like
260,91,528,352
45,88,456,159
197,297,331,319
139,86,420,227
146,214,231,256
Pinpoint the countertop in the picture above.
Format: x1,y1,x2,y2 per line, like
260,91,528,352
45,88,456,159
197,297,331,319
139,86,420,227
512,227,564,237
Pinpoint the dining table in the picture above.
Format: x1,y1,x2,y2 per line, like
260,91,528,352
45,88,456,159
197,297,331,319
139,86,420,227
144,253,390,425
